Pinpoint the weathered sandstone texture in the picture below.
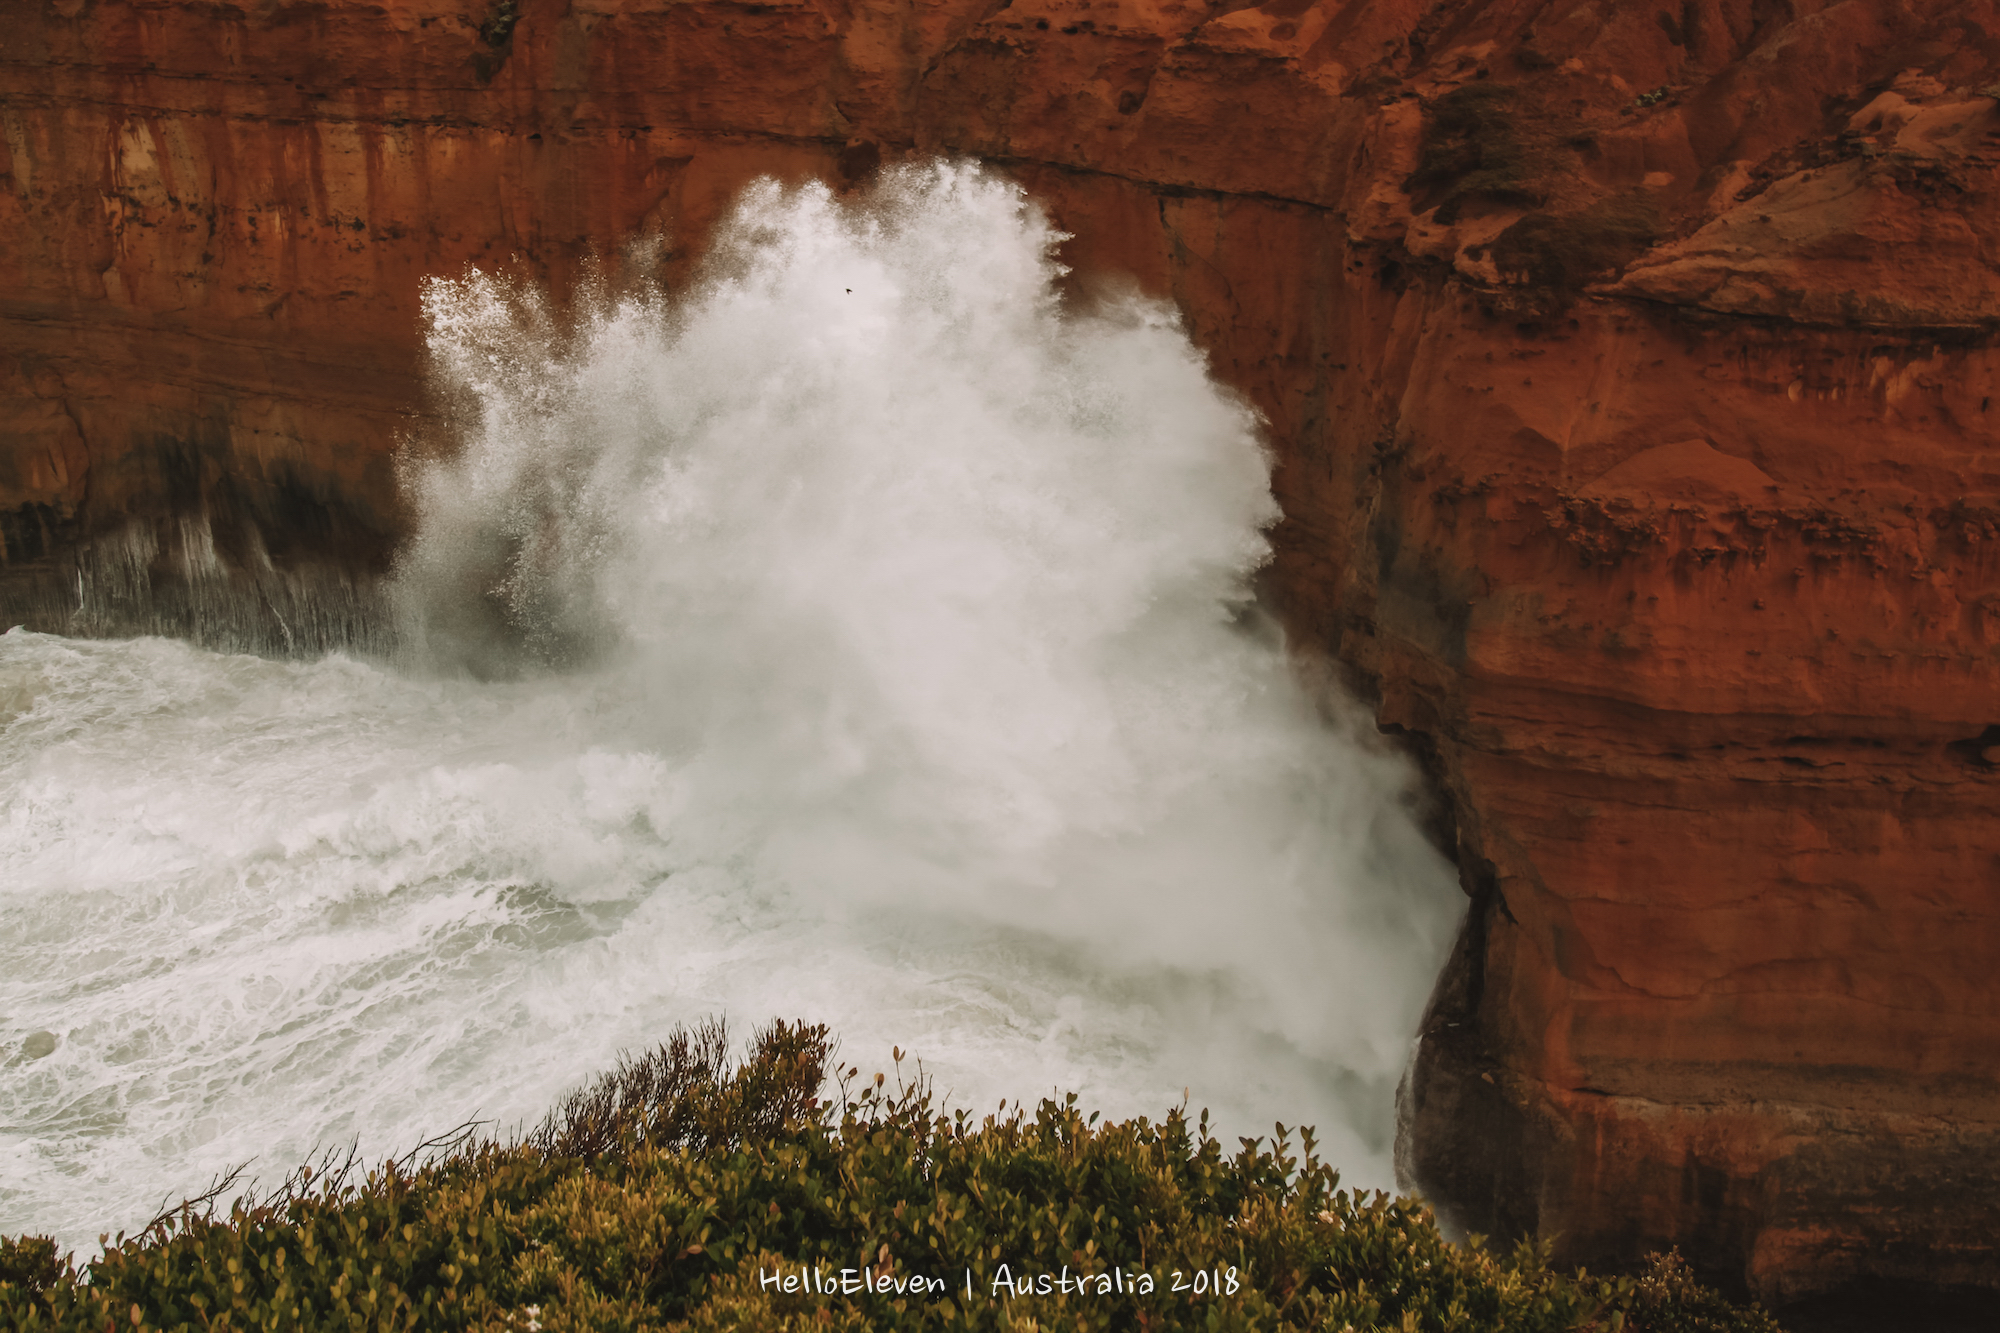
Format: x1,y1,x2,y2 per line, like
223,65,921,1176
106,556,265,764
4,0,1998,1309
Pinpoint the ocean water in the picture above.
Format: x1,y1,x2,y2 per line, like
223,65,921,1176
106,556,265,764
0,164,1461,1251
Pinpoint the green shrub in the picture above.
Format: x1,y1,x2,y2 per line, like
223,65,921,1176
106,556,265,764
524,1018,827,1164
0,1234,69,1296
0,1020,1782,1332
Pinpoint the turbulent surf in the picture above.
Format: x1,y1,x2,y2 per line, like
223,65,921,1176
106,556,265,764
0,164,1460,1249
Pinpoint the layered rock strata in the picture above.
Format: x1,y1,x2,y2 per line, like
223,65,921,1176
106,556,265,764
5,0,1998,1308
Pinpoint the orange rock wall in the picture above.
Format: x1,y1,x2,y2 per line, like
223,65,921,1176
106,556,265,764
5,0,1999,1305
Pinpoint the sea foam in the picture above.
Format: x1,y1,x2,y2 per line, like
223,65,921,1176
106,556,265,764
0,164,1460,1249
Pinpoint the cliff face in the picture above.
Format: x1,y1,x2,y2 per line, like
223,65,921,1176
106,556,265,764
5,0,1998,1307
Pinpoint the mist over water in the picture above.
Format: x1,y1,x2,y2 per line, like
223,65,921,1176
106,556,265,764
0,165,1460,1250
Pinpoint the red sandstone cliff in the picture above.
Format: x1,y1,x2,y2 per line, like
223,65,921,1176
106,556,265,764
4,0,1998,1310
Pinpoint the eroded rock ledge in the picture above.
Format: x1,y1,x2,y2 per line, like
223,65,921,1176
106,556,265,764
4,0,1997,1310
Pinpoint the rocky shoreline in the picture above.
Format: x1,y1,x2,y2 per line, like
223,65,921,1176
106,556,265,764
4,0,1996,1307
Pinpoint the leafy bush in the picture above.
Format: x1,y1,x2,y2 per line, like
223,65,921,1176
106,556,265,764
1406,84,1549,221
0,1020,1782,1332
524,1018,825,1164
0,1234,68,1296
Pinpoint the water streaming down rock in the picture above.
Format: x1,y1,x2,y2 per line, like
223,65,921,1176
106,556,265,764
0,165,1462,1251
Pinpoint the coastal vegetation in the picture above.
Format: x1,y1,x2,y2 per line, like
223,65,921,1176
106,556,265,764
1,1021,1782,1332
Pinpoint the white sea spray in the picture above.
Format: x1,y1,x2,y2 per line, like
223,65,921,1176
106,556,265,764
0,164,1461,1250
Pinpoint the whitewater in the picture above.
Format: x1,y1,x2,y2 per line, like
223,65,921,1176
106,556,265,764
0,164,1461,1251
